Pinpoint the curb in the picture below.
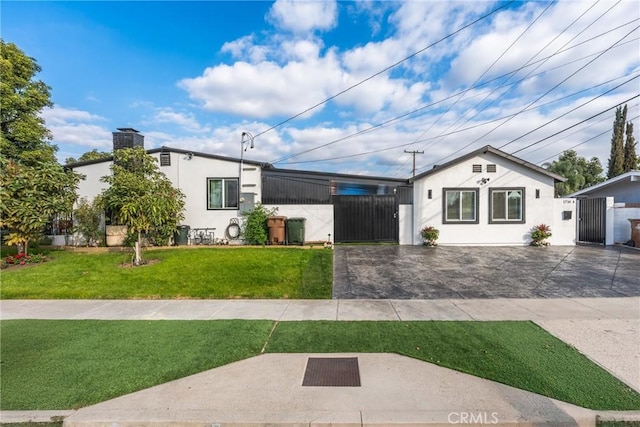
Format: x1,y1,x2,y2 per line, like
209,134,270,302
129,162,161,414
0,410,75,423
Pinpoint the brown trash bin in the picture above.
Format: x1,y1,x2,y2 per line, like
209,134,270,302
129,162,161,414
267,216,287,245
630,219,640,247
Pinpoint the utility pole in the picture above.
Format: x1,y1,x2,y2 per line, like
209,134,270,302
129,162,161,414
404,149,424,179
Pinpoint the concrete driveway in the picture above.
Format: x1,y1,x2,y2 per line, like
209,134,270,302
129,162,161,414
333,245,640,299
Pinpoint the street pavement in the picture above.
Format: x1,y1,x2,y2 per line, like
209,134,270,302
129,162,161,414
2,297,639,426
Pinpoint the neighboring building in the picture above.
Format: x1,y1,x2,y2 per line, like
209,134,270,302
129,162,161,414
63,128,577,246
568,171,640,245
568,171,640,203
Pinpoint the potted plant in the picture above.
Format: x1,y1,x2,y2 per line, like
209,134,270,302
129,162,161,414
420,226,439,246
530,224,552,246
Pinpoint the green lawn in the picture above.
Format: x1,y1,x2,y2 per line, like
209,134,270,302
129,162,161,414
0,247,332,299
2,320,639,411
0,320,273,409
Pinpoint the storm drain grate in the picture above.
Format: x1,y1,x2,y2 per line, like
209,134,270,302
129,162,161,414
302,357,361,387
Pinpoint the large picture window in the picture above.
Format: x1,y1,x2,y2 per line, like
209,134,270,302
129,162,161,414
443,188,479,223
207,178,238,210
490,188,524,223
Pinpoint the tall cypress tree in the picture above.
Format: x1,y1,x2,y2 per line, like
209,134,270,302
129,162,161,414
607,105,627,179
623,121,637,172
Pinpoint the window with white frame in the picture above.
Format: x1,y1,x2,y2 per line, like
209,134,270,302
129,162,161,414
489,188,524,223
207,178,238,210
443,188,479,223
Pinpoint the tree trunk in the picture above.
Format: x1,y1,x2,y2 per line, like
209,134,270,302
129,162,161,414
134,231,142,266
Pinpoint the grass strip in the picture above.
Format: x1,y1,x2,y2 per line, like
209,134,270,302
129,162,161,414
0,248,332,299
265,320,640,410
0,320,273,409
2,320,639,411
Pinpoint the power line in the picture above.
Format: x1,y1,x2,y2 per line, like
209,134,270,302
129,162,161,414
499,74,639,149
278,71,638,166
498,26,640,149
386,0,608,177
402,1,557,156
274,38,639,166
408,0,625,174
510,94,640,155
415,22,639,174
252,0,516,140
536,112,639,164
270,23,638,166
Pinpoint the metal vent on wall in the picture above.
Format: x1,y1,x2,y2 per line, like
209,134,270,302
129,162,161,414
487,164,497,173
160,152,171,166
472,164,482,173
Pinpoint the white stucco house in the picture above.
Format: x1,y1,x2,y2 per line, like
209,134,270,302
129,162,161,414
63,128,577,246
411,146,576,246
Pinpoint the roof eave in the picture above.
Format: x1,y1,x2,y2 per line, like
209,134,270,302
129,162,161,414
412,145,565,182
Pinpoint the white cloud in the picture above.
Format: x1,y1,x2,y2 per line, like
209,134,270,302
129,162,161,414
41,106,106,126
178,49,346,118
221,35,269,63
154,108,210,133
267,0,337,33
40,107,112,150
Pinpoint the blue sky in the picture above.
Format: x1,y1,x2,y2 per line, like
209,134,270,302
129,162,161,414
3,0,639,178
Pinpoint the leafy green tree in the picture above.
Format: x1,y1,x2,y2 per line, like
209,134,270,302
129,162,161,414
0,158,80,253
544,150,604,196
623,121,637,172
100,147,185,265
607,105,627,179
65,149,112,165
0,40,80,252
0,40,55,165
72,197,104,246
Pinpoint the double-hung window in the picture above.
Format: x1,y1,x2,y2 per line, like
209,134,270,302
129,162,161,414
489,188,524,223
443,188,479,223
207,178,238,210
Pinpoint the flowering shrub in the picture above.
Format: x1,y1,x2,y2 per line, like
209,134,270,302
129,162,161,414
420,226,440,246
530,224,552,246
1,252,46,268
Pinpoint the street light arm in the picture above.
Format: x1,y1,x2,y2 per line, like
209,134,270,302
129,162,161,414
241,131,255,150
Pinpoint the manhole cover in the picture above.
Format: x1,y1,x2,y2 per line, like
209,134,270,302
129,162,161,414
302,357,361,387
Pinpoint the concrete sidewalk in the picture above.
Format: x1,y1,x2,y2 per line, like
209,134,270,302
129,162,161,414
2,296,639,321
2,298,639,426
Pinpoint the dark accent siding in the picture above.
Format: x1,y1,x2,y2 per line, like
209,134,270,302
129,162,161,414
262,175,332,204
263,170,413,205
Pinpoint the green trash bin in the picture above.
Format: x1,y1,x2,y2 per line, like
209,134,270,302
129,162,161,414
173,225,190,246
286,218,306,245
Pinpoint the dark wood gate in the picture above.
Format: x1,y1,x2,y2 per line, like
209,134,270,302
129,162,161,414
577,197,606,245
333,195,398,243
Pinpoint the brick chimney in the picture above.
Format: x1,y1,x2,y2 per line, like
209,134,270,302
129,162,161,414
112,128,144,151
